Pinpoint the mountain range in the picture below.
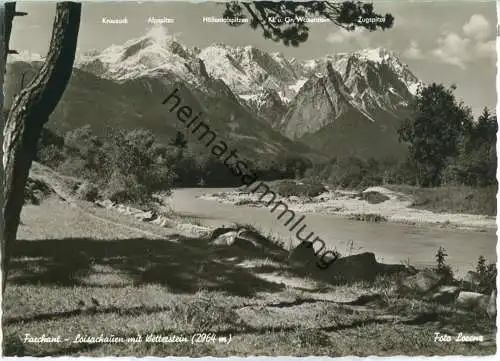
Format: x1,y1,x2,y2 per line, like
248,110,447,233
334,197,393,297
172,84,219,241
5,26,423,161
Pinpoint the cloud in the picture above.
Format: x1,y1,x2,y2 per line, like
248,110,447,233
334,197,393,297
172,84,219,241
430,14,494,69
326,28,370,48
403,40,425,59
462,14,490,41
474,40,496,59
431,32,471,69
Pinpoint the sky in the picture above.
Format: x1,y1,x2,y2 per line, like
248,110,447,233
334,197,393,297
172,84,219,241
8,0,497,117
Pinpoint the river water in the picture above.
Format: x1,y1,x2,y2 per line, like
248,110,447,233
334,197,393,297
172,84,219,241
168,187,497,277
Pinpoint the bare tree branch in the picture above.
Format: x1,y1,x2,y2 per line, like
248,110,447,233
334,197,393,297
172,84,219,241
223,1,394,46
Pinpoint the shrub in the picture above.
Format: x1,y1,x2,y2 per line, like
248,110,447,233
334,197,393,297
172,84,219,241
57,157,86,177
36,144,65,168
412,186,496,216
234,199,261,207
475,256,496,294
102,171,149,205
435,246,454,282
24,178,53,205
326,157,385,189
305,183,328,197
348,213,387,222
40,126,179,206
274,180,326,198
476,255,487,275
75,181,99,202
291,329,330,349
170,290,242,330
359,191,390,204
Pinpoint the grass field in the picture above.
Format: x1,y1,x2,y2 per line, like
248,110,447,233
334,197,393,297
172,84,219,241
1,193,496,356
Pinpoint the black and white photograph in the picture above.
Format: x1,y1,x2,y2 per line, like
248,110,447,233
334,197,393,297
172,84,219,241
0,0,497,356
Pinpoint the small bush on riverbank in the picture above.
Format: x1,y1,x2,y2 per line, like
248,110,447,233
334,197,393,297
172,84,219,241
348,213,388,222
359,191,390,204
234,199,261,207
435,246,454,283
273,180,326,198
474,256,497,294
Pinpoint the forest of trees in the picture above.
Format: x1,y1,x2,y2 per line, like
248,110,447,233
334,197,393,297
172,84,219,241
305,83,497,190
398,83,497,188
33,81,497,209
34,124,313,205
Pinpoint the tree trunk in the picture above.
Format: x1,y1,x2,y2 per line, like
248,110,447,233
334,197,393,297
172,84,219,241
2,2,81,294
0,3,7,296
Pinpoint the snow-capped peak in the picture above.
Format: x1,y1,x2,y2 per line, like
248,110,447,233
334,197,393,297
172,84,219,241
198,42,298,96
303,47,421,98
74,29,422,115
353,48,399,63
143,25,171,45
77,25,200,83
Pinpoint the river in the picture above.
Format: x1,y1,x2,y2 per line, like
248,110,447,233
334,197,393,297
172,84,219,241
168,187,497,277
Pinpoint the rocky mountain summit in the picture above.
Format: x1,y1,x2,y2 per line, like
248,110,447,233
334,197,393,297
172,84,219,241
9,26,422,159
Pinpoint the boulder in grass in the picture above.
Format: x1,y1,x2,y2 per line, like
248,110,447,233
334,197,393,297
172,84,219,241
289,246,409,283
211,230,239,246
456,291,490,311
134,210,156,222
210,227,283,255
398,269,447,295
210,228,261,253
115,204,128,214
288,241,320,270
328,252,380,283
151,216,174,228
96,199,115,209
456,290,496,318
430,286,460,304
126,206,144,216
236,228,285,253
208,227,239,243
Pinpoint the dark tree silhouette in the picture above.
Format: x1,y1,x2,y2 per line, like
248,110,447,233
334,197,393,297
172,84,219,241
170,131,188,149
398,83,473,187
170,131,188,162
223,1,394,46
1,2,81,294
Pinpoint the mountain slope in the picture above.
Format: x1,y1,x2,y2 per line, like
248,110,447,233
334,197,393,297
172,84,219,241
281,48,420,138
4,61,323,164
299,107,409,160
278,49,420,159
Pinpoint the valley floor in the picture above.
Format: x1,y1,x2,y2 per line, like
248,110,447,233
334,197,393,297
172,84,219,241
2,192,496,356
199,186,496,231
